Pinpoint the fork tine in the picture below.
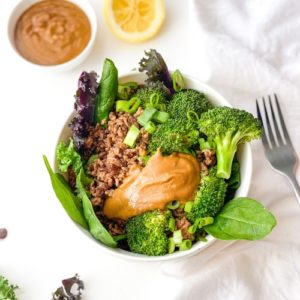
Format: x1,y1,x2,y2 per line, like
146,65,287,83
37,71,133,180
268,95,283,146
256,100,270,149
274,94,292,145
262,97,276,147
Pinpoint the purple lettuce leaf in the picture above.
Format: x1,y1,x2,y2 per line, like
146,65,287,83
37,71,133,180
139,49,174,93
70,71,98,152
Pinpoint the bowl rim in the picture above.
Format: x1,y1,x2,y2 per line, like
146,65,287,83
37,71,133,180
53,71,253,262
7,0,98,71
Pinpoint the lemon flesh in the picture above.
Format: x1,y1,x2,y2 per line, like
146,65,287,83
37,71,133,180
104,0,165,43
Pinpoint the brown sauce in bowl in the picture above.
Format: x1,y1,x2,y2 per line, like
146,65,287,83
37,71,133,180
103,150,201,220
14,0,91,65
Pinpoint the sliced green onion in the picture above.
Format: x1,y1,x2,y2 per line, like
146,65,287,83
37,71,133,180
188,223,198,234
198,217,214,228
116,100,129,112
167,200,180,210
117,82,138,100
168,217,176,232
144,121,156,134
113,234,127,242
184,201,193,213
172,69,185,92
137,107,157,126
187,110,199,123
173,229,183,245
153,111,169,124
116,97,141,114
149,93,159,107
128,97,141,113
146,93,167,111
188,218,200,234
123,125,140,148
168,237,176,254
179,239,192,251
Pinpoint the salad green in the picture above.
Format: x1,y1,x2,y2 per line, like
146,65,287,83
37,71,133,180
44,49,276,256
0,275,18,300
205,197,277,240
43,156,88,230
76,170,117,248
95,58,118,124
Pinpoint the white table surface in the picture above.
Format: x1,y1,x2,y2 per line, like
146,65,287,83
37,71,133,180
0,1,209,299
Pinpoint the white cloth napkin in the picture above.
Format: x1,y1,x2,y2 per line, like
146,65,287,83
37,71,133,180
159,1,300,299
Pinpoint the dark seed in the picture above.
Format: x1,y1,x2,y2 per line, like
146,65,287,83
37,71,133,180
0,228,8,239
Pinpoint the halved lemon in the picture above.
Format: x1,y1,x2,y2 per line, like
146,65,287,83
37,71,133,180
104,0,165,43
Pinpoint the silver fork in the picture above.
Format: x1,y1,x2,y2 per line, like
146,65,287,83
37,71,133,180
256,94,300,205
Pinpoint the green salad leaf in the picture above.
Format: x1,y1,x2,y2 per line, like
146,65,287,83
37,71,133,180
76,169,117,248
43,156,88,229
0,275,18,300
95,58,118,124
205,197,276,240
56,138,83,175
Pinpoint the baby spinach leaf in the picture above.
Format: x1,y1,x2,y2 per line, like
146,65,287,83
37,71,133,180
205,197,276,240
95,59,118,124
203,221,235,240
76,170,117,248
43,155,88,229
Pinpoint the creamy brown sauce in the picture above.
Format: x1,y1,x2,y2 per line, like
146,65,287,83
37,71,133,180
103,150,201,220
14,0,91,65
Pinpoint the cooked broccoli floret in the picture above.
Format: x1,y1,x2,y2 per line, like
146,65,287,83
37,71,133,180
133,85,169,111
199,137,215,150
167,89,213,119
148,118,199,154
199,107,262,179
187,168,227,223
126,210,169,256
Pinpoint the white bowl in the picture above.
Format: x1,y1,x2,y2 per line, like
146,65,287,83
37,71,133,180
55,71,252,262
7,0,97,72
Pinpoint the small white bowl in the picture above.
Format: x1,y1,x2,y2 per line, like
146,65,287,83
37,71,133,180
55,72,252,262
7,0,97,72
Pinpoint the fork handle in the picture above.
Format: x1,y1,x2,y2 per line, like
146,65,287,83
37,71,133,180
286,174,300,205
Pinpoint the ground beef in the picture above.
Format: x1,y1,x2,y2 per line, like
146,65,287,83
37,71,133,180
197,149,216,167
202,149,216,166
173,207,186,218
172,208,195,240
175,216,194,241
85,111,149,208
197,149,216,176
200,162,209,176
67,166,76,189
